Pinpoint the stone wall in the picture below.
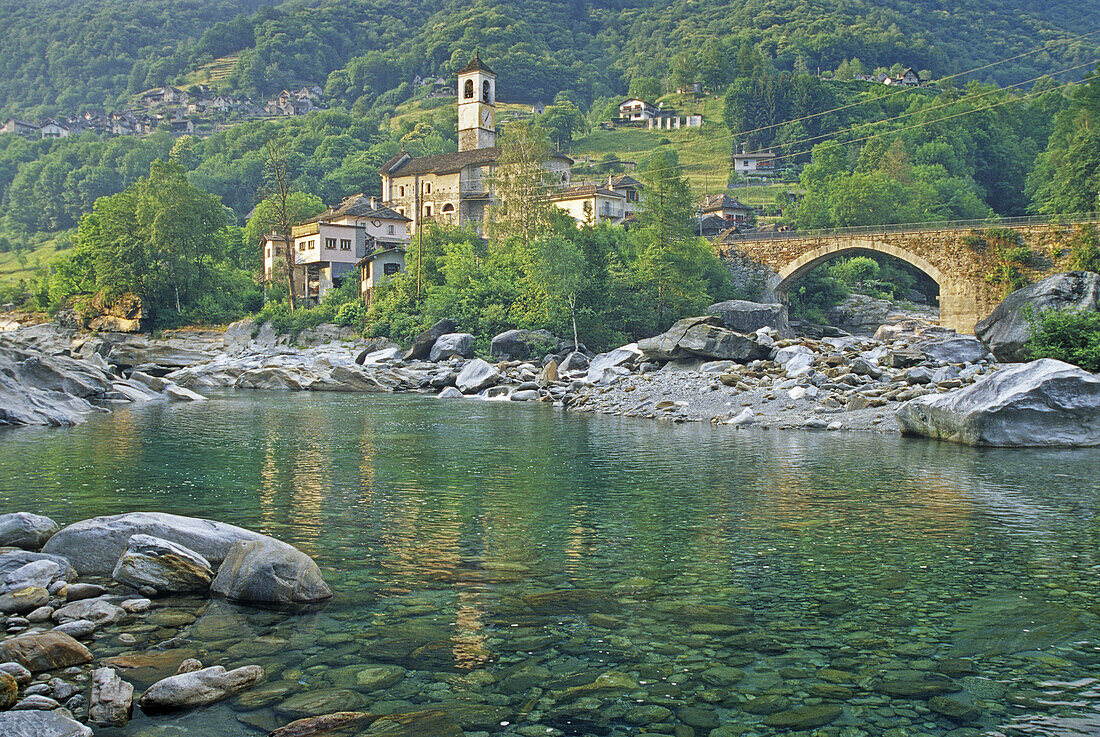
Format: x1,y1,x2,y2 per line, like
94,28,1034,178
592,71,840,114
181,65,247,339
718,222,1086,333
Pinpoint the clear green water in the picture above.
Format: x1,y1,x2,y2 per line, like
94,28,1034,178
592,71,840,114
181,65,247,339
1,391,1099,736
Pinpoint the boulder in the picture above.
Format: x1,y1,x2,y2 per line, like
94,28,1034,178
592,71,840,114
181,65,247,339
0,587,49,614
585,344,642,384
164,384,206,402
455,359,500,394
536,360,559,386
111,534,214,594
916,335,990,365
825,293,893,332
0,632,92,673
437,387,464,399
975,271,1100,361
708,300,793,338
490,329,558,361
42,512,287,576
137,664,264,713
0,552,75,584
0,347,106,426
210,539,332,605
402,319,458,361
1,560,62,594
52,598,125,626
559,351,590,372
429,333,474,362
638,316,771,363
270,712,377,737
0,711,93,737
897,359,1100,446
0,671,15,710
0,513,59,551
89,667,134,727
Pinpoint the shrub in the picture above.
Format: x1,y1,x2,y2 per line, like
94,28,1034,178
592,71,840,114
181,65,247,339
1068,224,1100,272
1027,307,1100,372
334,300,367,327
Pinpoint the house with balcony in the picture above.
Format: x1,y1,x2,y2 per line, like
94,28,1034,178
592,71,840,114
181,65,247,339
618,98,658,123
550,183,627,226
699,193,754,224
261,194,410,304
733,145,777,180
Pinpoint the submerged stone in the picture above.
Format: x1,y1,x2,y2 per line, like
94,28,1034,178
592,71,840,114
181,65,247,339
762,703,843,729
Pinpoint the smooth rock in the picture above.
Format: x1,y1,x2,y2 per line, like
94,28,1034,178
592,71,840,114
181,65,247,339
402,319,457,361
897,359,1100,446
0,710,93,737
111,534,213,593
638,316,770,363
763,704,843,729
0,632,92,672
42,512,286,575
455,359,500,394
164,384,206,402
490,329,558,361
63,583,106,601
275,689,367,719
270,712,377,737
429,333,474,362
13,694,60,710
138,665,264,712
52,620,96,640
0,587,49,614
0,514,59,551
929,695,982,723
708,300,793,338
52,598,125,626
0,670,16,709
917,335,990,365
2,560,62,595
89,667,134,727
365,709,462,737
975,271,1100,361
437,386,464,399
210,539,332,605
0,661,32,685
0,553,75,584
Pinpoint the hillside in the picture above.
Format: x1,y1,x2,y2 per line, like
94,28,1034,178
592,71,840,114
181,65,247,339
0,0,1096,118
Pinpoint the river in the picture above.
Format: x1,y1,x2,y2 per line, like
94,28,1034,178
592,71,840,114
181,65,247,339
1,391,1098,736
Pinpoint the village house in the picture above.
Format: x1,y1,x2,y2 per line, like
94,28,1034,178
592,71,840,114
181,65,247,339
699,193,753,224
550,184,628,225
39,119,70,139
359,247,407,305
618,98,658,122
262,194,410,304
733,145,777,179
380,53,572,234
883,68,921,87
1,119,39,137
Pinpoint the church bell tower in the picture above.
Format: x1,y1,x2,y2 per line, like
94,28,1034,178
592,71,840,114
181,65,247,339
457,52,496,152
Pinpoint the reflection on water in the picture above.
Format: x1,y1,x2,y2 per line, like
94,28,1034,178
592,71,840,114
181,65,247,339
1,391,1099,736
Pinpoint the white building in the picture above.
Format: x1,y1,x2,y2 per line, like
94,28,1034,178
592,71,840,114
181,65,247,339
733,146,777,178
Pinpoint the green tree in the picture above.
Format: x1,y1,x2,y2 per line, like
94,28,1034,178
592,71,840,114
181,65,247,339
530,235,586,349
488,122,558,249
244,191,324,272
629,76,662,102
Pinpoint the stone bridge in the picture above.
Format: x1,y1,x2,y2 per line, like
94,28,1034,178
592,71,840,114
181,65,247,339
717,218,1095,333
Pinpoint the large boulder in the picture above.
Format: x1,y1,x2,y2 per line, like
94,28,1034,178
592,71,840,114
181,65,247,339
585,344,643,384
0,551,75,582
916,335,991,365
210,539,332,605
89,667,134,727
455,359,501,394
897,358,1100,446
0,514,58,551
490,329,559,361
975,271,1100,361
707,300,793,338
42,512,288,576
0,632,93,673
638,316,770,363
137,664,264,713
825,293,893,332
0,711,93,737
429,333,474,362
52,598,126,626
1,560,64,594
402,319,458,361
111,534,214,594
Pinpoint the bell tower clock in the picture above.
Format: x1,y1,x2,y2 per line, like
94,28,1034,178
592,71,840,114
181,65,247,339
457,52,496,152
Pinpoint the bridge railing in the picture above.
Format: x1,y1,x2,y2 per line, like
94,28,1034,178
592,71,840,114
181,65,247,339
721,212,1100,243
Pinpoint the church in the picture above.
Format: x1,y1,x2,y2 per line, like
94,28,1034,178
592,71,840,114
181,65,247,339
378,53,573,233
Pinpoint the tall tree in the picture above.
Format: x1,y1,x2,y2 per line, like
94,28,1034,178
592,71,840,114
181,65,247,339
262,138,304,310
488,122,557,250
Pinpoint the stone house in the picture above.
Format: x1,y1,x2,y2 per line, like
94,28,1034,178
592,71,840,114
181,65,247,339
359,247,406,304
1,119,39,137
39,119,70,139
733,145,777,178
699,193,753,224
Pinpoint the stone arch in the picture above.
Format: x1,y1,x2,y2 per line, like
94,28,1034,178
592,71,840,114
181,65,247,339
772,238,944,301
464,79,474,99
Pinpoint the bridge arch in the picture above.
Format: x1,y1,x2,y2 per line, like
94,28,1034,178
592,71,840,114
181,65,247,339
771,238,944,301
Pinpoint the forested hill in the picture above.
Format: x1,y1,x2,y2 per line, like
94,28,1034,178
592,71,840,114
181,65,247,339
1,0,1098,118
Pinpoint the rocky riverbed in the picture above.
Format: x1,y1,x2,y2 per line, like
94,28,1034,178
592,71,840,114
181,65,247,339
2,281,1098,446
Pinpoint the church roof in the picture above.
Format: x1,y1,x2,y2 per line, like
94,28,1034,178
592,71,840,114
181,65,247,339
458,52,495,76
380,147,502,177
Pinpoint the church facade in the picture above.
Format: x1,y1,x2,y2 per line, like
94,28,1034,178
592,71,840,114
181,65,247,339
379,54,571,234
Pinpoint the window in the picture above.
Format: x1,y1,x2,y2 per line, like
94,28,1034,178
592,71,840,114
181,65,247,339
266,246,271,257
387,224,394,235
325,237,337,249
363,262,371,278
340,239,351,250
383,262,400,276
399,186,405,197
482,80,491,103
424,181,431,194
442,203,455,214
398,208,405,216
464,79,474,99
424,205,432,218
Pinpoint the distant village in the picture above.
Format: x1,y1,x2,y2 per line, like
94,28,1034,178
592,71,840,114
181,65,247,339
0,84,325,140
